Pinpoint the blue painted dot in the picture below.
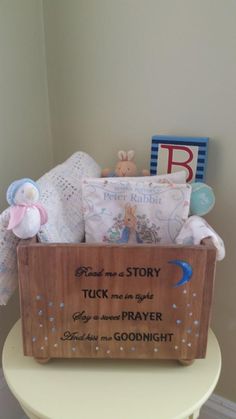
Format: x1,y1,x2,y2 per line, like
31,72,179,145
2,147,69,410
38,310,43,316
49,317,54,322
48,301,53,307
176,319,182,325
187,328,192,334
32,337,37,342
60,302,64,308
51,327,56,333
36,295,42,301
172,304,177,309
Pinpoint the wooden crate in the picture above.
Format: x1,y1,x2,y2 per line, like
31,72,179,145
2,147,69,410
17,239,216,363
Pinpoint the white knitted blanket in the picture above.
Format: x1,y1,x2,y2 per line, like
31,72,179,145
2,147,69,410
0,152,101,305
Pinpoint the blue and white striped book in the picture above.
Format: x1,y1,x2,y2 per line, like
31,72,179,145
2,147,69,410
150,135,209,182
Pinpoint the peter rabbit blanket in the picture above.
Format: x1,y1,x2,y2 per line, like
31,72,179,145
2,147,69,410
82,177,225,259
82,177,192,244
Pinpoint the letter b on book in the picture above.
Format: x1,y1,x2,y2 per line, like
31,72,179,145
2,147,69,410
150,136,209,182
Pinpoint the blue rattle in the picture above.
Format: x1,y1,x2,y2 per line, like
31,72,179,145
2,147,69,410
190,182,215,216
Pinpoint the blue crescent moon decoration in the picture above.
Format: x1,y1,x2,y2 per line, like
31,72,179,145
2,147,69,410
168,260,193,287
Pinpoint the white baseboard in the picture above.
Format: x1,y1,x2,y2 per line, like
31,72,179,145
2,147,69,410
1,368,236,419
200,394,236,419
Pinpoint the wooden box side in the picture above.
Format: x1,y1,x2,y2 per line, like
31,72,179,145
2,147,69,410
196,241,217,357
17,241,217,361
17,238,36,356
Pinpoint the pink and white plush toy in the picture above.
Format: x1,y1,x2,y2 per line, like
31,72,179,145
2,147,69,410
6,178,48,239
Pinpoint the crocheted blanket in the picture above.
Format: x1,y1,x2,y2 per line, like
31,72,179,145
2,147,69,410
0,152,101,305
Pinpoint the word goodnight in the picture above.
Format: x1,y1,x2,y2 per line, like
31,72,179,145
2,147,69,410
113,332,174,342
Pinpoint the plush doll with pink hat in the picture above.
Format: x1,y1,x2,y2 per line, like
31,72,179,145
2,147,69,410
6,178,48,239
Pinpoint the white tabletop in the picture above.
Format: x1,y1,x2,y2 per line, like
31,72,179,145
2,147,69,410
2,320,221,419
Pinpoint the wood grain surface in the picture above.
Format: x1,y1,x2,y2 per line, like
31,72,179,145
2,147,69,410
17,240,217,362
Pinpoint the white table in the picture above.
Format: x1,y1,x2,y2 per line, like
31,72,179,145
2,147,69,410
2,320,221,419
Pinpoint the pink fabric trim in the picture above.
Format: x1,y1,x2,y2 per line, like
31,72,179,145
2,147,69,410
35,202,48,225
7,203,48,230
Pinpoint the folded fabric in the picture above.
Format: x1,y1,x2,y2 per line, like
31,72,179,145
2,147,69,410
0,209,19,305
175,215,225,261
82,177,191,244
37,152,101,243
0,152,101,305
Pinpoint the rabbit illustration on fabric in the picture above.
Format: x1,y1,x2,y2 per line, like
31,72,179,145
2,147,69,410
118,204,143,244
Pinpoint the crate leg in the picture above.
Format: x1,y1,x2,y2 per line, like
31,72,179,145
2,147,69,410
179,359,195,366
35,357,51,364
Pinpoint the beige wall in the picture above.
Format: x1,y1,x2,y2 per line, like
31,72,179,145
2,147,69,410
43,0,236,402
0,0,235,404
0,0,53,362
